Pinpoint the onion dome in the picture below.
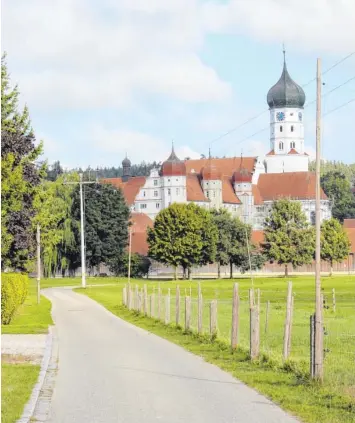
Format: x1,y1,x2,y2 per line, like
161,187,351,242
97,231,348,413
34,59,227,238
122,155,131,167
267,52,305,109
160,145,186,177
201,159,222,180
233,168,252,183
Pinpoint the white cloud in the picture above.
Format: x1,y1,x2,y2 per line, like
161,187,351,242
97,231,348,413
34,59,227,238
201,0,355,54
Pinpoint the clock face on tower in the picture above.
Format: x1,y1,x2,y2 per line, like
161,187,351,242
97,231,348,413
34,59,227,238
276,111,285,121
298,112,302,121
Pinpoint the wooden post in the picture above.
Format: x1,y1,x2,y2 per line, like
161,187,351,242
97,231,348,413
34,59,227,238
149,294,152,317
36,224,41,305
140,288,144,314
165,288,171,324
250,305,260,360
231,283,239,349
189,286,192,297
135,285,139,311
185,296,191,331
314,57,323,381
332,288,336,313
265,300,270,334
176,285,180,326
158,284,161,320
287,295,294,355
143,284,148,316
310,313,315,378
122,286,127,306
249,288,254,308
210,300,217,337
151,292,155,318
198,283,203,335
283,281,293,360
127,283,131,310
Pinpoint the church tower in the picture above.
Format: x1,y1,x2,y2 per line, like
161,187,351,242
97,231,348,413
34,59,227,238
264,50,309,173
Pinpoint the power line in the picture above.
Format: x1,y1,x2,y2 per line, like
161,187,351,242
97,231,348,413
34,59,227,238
323,98,355,117
207,51,355,149
305,76,355,108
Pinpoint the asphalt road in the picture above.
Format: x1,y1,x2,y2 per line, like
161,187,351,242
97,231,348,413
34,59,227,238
44,287,299,423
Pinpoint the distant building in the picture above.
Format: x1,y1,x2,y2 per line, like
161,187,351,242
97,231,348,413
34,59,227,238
102,54,331,230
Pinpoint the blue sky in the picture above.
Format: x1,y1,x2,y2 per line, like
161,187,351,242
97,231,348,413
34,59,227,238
2,0,355,168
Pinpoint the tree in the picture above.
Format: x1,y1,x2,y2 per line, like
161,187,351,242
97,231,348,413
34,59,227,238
262,199,315,276
321,218,350,276
71,182,130,273
321,171,355,222
1,54,44,271
110,253,151,277
34,174,78,277
46,161,64,181
147,203,217,279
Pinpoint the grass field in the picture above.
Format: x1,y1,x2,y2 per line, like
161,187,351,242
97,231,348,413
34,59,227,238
74,275,355,423
1,363,40,423
1,282,53,334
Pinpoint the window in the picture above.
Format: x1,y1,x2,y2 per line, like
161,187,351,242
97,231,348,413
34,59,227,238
290,112,294,116
156,203,160,209
213,191,215,197
154,190,158,197
168,188,171,195
168,179,170,182
280,125,283,132
176,179,178,182
143,191,146,197
176,188,180,195
154,179,158,186
291,125,294,132
206,191,209,198
140,203,147,209
290,141,296,149
279,141,284,150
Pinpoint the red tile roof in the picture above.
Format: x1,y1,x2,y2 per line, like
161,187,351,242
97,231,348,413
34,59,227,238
344,219,355,229
288,148,299,155
251,230,265,246
266,149,275,156
185,157,256,178
130,213,153,256
102,176,146,205
252,185,263,205
222,178,240,204
186,173,208,202
257,172,328,201
345,228,355,254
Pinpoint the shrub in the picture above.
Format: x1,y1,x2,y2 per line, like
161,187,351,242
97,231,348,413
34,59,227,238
1,273,29,324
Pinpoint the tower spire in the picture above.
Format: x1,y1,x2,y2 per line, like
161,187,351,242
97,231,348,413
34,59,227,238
208,147,211,159
282,43,286,65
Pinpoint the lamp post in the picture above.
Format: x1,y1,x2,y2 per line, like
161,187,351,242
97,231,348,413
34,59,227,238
64,172,97,288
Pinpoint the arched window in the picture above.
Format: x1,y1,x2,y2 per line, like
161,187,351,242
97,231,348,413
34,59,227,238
290,141,296,149
291,125,294,132
279,141,284,150
280,125,283,132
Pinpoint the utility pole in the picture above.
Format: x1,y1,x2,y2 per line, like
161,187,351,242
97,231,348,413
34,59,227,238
64,172,97,288
314,57,323,380
36,224,41,304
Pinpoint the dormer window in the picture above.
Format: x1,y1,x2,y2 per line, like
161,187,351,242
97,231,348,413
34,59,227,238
154,179,158,186
279,141,284,151
280,125,283,132
291,125,294,132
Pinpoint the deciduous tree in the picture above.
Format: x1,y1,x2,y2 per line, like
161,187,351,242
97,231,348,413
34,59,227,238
262,199,315,276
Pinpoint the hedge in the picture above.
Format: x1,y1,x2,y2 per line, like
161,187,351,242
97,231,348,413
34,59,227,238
1,273,29,325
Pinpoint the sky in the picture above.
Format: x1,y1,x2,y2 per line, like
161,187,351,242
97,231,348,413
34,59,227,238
2,0,355,169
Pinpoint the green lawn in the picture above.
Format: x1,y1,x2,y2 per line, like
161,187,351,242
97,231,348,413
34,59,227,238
1,283,53,334
76,275,355,423
1,363,40,423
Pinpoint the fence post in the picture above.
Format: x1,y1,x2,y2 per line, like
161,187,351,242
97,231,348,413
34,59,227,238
257,288,261,313
140,288,144,314
287,295,294,355
149,294,152,317
158,284,161,320
310,313,315,378
135,285,139,311
127,283,131,310
165,288,171,324
198,283,203,335
250,305,260,360
210,300,218,337
283,281,293,360
332,288,336,313
143,284,148,316
185,296,191,331
231,283,239,349
265,300,270,334
151,291,155,318
249,288,254,308
176,286,180,326
122,286,127,306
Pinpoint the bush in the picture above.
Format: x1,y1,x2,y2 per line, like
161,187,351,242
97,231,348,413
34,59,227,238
1,273,29,324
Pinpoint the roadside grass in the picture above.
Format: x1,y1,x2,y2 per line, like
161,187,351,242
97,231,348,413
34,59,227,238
1,363,40,423
76,275,355,423
1,283,53,334
38,276,125,289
